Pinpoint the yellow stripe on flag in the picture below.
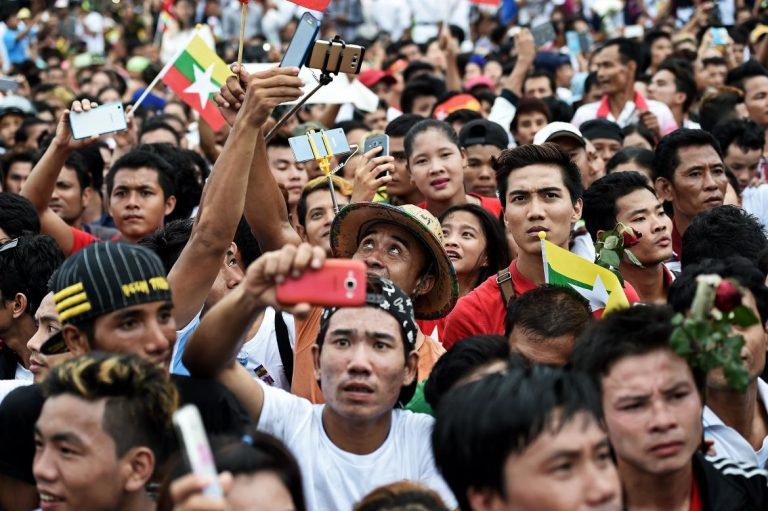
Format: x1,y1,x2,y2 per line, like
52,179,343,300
184,35,233,85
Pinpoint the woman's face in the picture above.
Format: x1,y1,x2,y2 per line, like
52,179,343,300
408,128,466,202
442,210,488,278
227,472,295,511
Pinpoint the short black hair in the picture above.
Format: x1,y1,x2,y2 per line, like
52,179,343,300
669,256,768,324
0,192,39,237
138,218,193,274
2,150,35,181
699,91,745,133
432,366,604,511
681,205,767,268
582,172,656,240
404,119,460,161
444,108,482,127
138,117,182,146
62,152,91,191
385,114,426,138
523,69,556,96
494,143,583,210
702,56,728,69
14,117,50,146
234,217,262,267
726,60,768,90
710,119,765,154
400,77,446,115
644,29,671,46
505,284,592,338
651,128,723,182
606,147,654,175
0,235,64,316
510,97,551,133
620,123,658,148
657,58,697,113
137,143,202,222
423,335,509,410
106,149,175,200
599,38,641,77
571,304,706,396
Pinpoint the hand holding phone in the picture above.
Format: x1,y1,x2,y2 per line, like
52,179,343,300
277,259,367,307
69,102,127,140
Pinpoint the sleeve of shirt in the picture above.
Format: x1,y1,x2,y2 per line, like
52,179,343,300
655,102,679,135
570,104,590,128
411,413,458,509
70,226,98,254
443,286,492,349
258,380,314,441
488,90,518,141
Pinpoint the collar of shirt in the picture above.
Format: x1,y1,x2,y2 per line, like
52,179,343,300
596,91,648,124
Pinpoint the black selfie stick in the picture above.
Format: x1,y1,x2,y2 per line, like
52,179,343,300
265,35,347,143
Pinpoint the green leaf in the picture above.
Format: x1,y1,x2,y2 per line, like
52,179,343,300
604,236,619,250
670,328,693,357
599,248,621,268
731,306,759,328
671,314,685,326
624,249,643,266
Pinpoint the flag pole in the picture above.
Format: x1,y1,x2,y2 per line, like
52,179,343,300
132,26,202,114
237,0,248,68
538,231,550,284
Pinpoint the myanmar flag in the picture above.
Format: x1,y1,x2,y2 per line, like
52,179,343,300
539,233,630,317
161,34,232,131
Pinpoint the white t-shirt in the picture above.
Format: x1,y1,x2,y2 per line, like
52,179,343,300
237,307,295,391
258,383,457,511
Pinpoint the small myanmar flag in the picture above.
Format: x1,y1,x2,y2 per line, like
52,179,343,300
538,231,629,318
161,34,232,131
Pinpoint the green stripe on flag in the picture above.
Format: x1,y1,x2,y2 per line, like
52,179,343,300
548,264,593,291
173,51,223,88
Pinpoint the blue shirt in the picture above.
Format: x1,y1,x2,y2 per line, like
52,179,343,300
3,26,32,64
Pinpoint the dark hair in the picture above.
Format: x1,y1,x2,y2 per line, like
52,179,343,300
402,61,435,84
424,335,509,410
385,114,426,138
599,38,640,78
439,204,510,287
505,284,591,338
13,117,50,146
510,97,552,133
606,147,654,175
404,119,460,161
138,218,193,274
138,117,182,146
582,172,656,240
354,481,449,511
296,177,350,229
0,235,63,316
234,217,262,267
669,256,768,324
657,58,697,113
62,152,91,191
644,29,672,47
571,304,706,396
400,77,446,115
106,149,175,200
444,108,483,127
542,96,574,123
651,128,723,182
726,60,768,90
523,69,556,97
699,91,745,133
432,366,604,511
702,56,728,69
494,143,583,210
266,133,292,149
137,143,202,222
334,119,367,135
710,119,765,154
681,205,767,268
0,192,40,236
2,150,35,182
621,123,658,148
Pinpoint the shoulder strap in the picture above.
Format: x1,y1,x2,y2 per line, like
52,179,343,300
274,311,293,386
496,268,516,307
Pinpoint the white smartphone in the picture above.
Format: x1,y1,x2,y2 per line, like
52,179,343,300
69,103,127,140
173,405,222,498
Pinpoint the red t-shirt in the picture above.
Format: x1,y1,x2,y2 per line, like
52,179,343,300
70,226,98,254
442,260,641,349
417,195,502,219
690,476,702,511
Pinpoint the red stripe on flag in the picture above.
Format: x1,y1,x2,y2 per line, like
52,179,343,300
470,0,501,4
287,0,330,9
162,66,226,132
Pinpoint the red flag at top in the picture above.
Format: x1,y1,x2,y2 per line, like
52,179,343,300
470,0,501,5
286,0,331,10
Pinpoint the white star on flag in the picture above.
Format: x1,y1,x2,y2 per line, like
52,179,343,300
570,274,610,311
184,64,219,110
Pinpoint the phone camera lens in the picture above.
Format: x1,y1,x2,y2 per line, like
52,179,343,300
344,278,356,289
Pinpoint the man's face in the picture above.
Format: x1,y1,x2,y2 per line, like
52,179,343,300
508,327,575,366
400,43,423,62
554,136,601,189
708,291,767,389
463,144,500,197
109,167,175,243
139,128,179,147
312,307,417,422
725,144,762,189
650,37,673,67
647,70,682,110
656,145,726,222
703,64,728,89
594,46,632,96
34,396,136,511
601,349,703,477
744,75,768,128
205,248,244,311
386,136,420,199
503,164,582,256
4,160,32,194
0,113,24,143
363,109,388,131
352,223,433,298
590,138,621,165
50,166,87,226
488,412,622,511
513,112,548,146
410,95,438,117
523,76,553,99
267,146,307,208
299,189,350,255
614,188,673,265
27,293,71,384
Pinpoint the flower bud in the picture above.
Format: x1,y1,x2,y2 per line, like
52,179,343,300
714,280,742,313
621,230,641,248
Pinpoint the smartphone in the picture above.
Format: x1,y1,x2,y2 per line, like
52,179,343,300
578,31,592,54
289,128,351,163
0,77,19,93
363,134,389,157
276,259,367,307
565,31,580,56
307,41,366,74
624,25,644,40
711,27,728,46
69,103,127,140
531,21,556,48
280,12,321,68
173,405,222,498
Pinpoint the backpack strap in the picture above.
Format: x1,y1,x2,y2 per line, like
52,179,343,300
274,311,293,386
496,268,516,307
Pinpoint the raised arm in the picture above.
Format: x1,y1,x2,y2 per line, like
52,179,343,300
183,243,325,424
168,67,305,328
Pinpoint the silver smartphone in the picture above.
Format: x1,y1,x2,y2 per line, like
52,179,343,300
363,134,389,157
280,12,321,68
289,128,351,163
0,77,19,93
173,405,222,498
69,103,127,140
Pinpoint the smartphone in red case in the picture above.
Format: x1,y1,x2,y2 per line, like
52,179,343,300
276,259,367,307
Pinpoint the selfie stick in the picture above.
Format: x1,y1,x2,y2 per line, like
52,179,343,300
265,35,350,143
237,0,248,68
307,129,341,214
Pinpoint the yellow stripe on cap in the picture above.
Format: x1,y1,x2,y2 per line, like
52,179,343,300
54,282,84,303
59,302,92,322
55,292,88,313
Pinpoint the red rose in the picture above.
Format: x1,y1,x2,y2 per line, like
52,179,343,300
715,280,742,313
622,230,641,248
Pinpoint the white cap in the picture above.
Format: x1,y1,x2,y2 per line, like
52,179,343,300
533,121,586,147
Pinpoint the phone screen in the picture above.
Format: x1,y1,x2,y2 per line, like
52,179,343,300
280,12,321,68
566,31,580,56
531,22,556,48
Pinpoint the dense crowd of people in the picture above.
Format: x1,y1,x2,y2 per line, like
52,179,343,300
1,0,768,510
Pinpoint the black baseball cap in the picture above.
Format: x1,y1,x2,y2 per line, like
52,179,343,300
458,119,509,150
41,242,172,355
580,119,624,143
